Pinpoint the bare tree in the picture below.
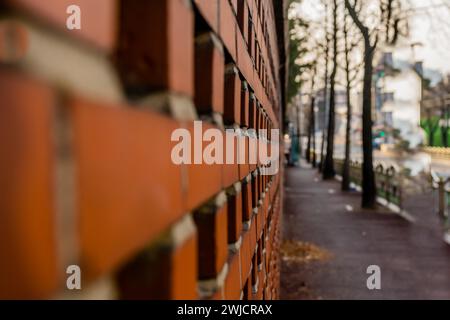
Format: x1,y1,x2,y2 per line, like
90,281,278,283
341,5,362,191
319,0,330,173
345,0,404,208
322,0,339,179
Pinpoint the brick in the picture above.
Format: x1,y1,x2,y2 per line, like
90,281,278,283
0,20,29,63
6,0,117,51
229,0,238,14
226,183,243,244
193,193,228,279
254,102,260,133
240,81,250,128
194,0,219,32
251,253,258,295
248,20,254,59
70,97,184,279
254,206,263,239
0,70,58,299
248,95,258,169
243,276,252,300
117,215,198,299
222,129,239,189
224,252,241,300
251,171,259,212
219,0,236,60
249,136,257,171
117,0,194,96
237,0,249,44
224,64,241,126
256,270,264,300
242,175,253,222
249,215,257,256
209,288,225,300
195,32,225,115
257,237,263,271
238,134,250,180
240,230,252,285
185,121,223,211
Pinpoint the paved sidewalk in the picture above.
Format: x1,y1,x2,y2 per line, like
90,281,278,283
280,163,450,299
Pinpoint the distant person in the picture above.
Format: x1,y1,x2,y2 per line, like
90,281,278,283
284,134,292,166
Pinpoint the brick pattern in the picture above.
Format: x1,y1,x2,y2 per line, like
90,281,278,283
0,0,283,300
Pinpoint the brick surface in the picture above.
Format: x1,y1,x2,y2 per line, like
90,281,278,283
6,0,117,51
0,0,284,300
224,64,241,125
117,0,194,96
0,20,29,63
185,122,223,211
0,70,58,299
226,183,243,244
240,81,250,128
222,130,240,188
194,0,219,32
219,0,237,60
117,216,198,299
195,32,225,115
193,194,228,280
242,176,253,222
70,97,185,279
224,251,242,300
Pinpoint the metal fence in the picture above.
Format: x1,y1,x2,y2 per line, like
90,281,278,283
431,171,450,225
333,158,403,211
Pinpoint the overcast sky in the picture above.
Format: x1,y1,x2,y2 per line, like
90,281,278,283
297,0,450,75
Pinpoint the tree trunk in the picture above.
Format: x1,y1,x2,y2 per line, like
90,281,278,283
342,66,352,190
361,40,376,208
306,117,311,163
311,96,316,167
323,0,338,180
342,86,352,191
342,11,352,191
319,1,329,173
345,0,377,208
319,123,326,172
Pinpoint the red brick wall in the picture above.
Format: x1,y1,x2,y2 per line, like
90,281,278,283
0,0,283,300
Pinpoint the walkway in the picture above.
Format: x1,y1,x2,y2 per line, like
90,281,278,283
280,162,450,299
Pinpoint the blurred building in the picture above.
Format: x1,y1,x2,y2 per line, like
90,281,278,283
374,52,440,148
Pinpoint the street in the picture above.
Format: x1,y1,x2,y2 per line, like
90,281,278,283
281,162,450,299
